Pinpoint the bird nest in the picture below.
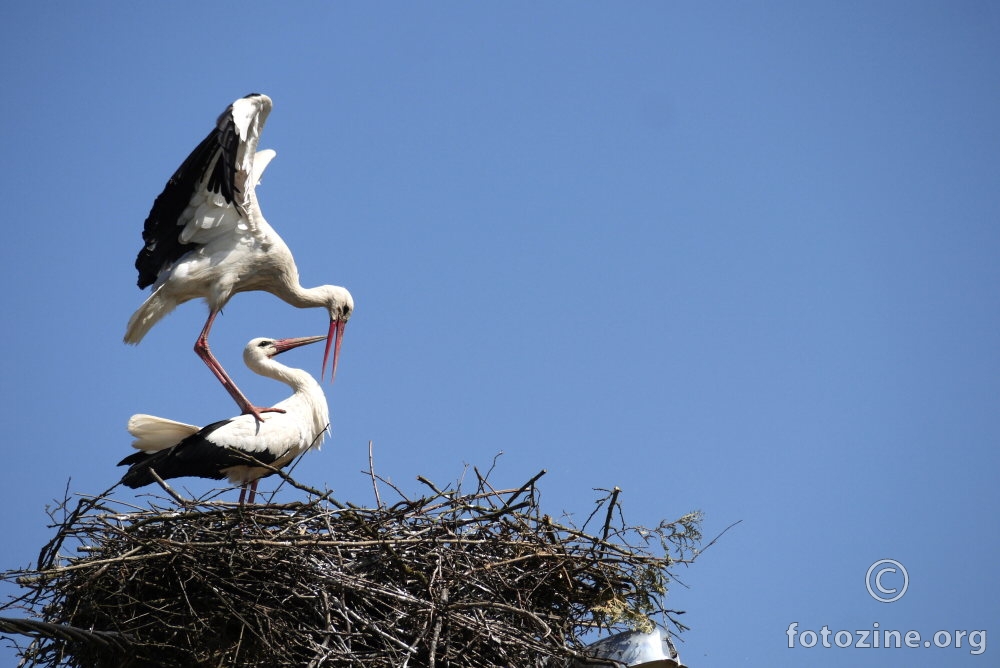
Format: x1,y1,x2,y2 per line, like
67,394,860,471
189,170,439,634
1,465,703,667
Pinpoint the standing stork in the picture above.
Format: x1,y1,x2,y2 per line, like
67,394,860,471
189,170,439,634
118,334,331,504
124,93,353,421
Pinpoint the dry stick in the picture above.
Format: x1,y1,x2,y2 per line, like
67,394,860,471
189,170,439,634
472,466,503,510
583,486,621,532
427,554,445,668
263,425,329,503
145,532,582,550
482,450,504,481
698,519,743,555
502,469,547,510
449,600,554,636
148,469,189,507
36,481,120,572
0,616,131,651
18,549,174,581
341,605,420,656
415,476,449,498
473,550,570,573
601,487,621,543
368,440,383,509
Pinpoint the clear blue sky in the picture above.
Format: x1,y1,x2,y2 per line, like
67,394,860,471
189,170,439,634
1,3,998,666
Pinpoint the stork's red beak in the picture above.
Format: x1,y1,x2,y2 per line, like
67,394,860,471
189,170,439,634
321,319,346,382
272,334,327,356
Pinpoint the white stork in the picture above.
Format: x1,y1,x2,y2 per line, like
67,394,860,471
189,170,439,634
118,334,331,504
124,93,353,421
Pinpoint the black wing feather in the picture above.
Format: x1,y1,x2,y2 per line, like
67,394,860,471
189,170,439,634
133,106,241,289
117,419,282,489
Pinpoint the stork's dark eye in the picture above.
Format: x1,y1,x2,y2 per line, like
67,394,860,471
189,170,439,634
258,340,273,348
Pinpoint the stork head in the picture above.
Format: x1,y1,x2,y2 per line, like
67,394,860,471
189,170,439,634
317,285,354,383
245,334,328,365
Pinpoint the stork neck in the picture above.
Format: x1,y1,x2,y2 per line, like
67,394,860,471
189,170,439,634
248,355,316,392
274,278,329,310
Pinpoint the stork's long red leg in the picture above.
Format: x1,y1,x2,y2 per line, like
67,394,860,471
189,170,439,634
246,479,260,505
195,311,286,423
238,483,248,505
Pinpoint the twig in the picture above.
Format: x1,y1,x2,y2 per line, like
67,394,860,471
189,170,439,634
697,519,742,556
368,440,383,509
415,476,449,498
0,616,131,651
148,469,188,507
601,487,621,542
502,469,546,509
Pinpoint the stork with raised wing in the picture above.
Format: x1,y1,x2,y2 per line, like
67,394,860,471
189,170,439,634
124,94,353,421
118,335,331,504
